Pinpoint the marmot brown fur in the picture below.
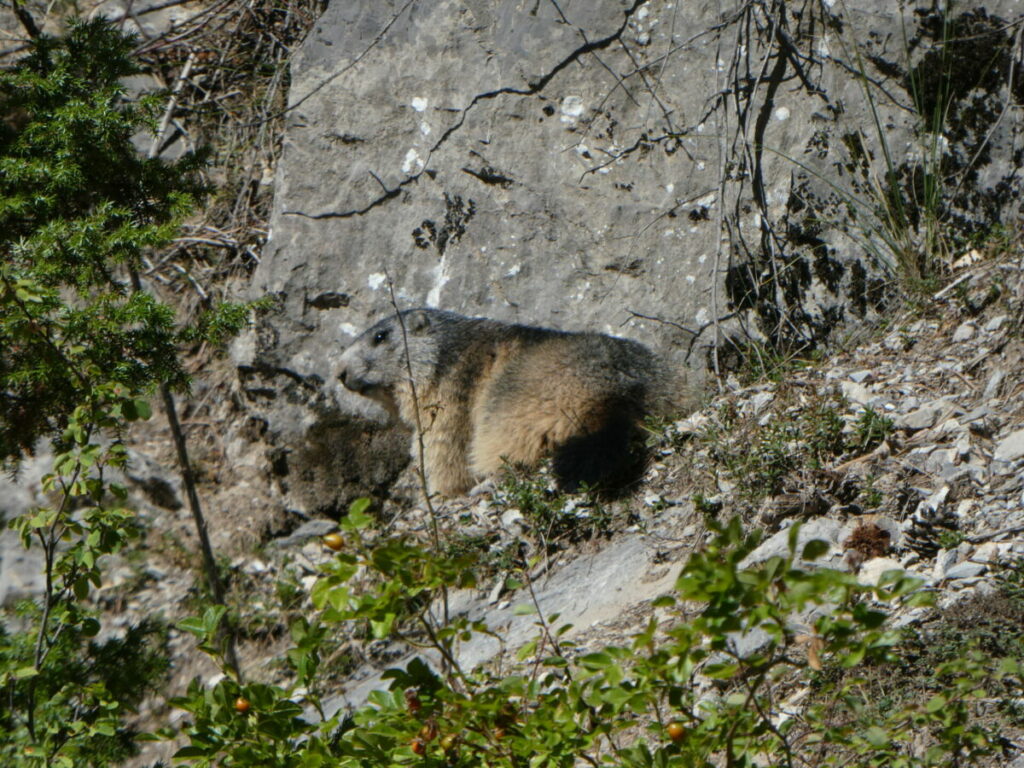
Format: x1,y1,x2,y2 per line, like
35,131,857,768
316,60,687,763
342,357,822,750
338,309,671,496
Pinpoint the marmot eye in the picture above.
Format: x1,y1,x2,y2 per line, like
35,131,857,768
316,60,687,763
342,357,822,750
372,329,389,346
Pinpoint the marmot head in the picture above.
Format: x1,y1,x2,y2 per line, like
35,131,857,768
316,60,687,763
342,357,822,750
337,309,450,412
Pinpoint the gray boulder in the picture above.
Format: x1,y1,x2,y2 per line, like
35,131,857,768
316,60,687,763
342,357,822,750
238,0,1023,509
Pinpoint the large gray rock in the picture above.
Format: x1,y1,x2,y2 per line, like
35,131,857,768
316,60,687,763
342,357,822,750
239,0,1024,509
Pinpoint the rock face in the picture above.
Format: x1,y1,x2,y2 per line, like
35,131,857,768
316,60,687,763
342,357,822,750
0,456,49,608
239,0,1023,510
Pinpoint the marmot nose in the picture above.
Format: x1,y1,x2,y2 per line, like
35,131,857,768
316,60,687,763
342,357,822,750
338,368,348,387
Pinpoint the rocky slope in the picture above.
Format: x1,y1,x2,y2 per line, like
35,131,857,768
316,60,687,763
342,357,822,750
45,247,1017,766
236,0,1024,518
2,239,1021,766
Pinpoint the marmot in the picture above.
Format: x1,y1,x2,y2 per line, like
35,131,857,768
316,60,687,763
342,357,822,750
337,308,671,496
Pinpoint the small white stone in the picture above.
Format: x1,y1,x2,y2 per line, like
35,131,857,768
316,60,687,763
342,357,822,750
560,95,584,123
840,380,874,406
984,315,1008,332
944,561,987,580
952,321,975,342
983,369,1005,399
401,148,423,174
994,428,1024,462
749,391,774,414
501,508,524,528
933,548,959,579
858,557,905,586
972,542,999,562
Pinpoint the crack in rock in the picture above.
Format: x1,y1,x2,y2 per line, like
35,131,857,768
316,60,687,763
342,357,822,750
284,0,647,220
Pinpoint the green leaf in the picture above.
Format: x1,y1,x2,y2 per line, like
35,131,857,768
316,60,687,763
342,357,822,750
310,578,332,610
81,617,100,637
73,576,90,599
174,745,214,758
840,645,867,668
344,497,373,529
178,608,225,639
370,613,396,639
863,725,890,748
123,399,152,421
516,639,538,661
704,661,740,679
13,666,39,679
925,694,948,713
91,721,115,736
801,539,830,561
579,651,613,670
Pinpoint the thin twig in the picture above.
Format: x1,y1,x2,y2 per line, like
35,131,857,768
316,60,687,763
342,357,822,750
148,52,196,160
384,272,454,680
136,79,243,676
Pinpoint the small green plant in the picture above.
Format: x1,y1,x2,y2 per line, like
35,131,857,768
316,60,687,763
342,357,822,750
493,469,615,546
936,529,967,550
165,503,1022,768
859,474,884,509
702,390,849,502
692,492,722,518
804,395,848,466
0,390,169,766
851,407,895,453
994,556,1024,603
443,533,522,579
731,338,821,383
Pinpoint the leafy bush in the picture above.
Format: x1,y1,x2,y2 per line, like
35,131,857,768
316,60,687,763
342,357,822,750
168,503,1022,767
0,19,248,766
0,19,208,463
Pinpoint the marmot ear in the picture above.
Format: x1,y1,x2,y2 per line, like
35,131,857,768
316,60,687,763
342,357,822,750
405,309,431,334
